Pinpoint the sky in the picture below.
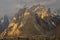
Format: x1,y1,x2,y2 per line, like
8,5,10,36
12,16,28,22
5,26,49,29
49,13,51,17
0,0,60,17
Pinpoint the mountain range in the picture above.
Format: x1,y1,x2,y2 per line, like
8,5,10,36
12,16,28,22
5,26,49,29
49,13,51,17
0,4,60,38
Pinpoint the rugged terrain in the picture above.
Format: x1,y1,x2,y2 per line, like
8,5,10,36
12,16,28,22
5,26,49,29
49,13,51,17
0,4,60,39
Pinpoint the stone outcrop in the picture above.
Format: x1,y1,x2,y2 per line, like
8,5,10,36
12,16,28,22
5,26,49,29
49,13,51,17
0,4,59,38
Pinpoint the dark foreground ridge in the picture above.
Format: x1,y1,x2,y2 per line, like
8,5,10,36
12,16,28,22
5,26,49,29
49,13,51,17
0,35,59,40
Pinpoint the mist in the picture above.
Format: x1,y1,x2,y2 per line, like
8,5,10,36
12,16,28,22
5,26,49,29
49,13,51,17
0,0,60,17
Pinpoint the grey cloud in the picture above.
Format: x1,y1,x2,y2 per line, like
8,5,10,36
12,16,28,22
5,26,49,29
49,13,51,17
0,0,60,17
18,0,57,5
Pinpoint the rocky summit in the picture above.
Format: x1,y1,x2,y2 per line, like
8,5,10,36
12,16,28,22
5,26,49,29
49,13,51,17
0,4,60,38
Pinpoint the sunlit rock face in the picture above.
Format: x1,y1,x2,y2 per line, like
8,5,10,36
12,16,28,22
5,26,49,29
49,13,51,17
7,9,31,37
0,4,57,38
36,5,48,19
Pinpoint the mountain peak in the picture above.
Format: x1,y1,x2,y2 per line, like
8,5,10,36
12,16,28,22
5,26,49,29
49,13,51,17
0,4,60,38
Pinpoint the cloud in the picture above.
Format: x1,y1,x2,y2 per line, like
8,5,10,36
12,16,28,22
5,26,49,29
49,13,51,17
16,4,23,8
0,0,59,17
19,0,57,5
44,0,57,5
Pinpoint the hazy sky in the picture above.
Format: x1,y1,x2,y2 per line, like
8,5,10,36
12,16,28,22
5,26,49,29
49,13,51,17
0,0,60,17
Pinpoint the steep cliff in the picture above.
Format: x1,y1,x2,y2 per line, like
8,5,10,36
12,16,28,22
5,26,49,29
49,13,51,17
0,4,56,38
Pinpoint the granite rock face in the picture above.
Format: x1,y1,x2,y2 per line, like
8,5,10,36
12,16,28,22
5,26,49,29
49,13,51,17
0,4,60,38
